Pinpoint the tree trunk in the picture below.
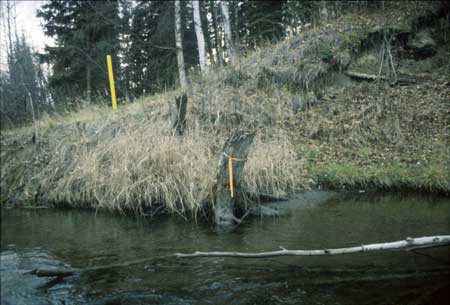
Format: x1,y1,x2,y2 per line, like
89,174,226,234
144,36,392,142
192,0,209,73
213,129,255,226
28,94,38,144
219,0,236,65
86,64,91,102
319,1,329,21
211,0,223,66
168,94,188,136
232,0,240,48
174,0,188,88
5,0,14,62
202,2,214,66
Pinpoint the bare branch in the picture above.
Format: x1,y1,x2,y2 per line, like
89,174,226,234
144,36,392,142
175,235,450,258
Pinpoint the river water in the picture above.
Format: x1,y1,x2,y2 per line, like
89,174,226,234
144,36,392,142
1,192,450,305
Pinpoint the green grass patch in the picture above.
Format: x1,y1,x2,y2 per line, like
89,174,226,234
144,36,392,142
314,160,449,193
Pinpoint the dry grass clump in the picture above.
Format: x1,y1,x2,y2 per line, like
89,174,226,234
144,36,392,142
186,76,295,132
289,77,450,192
32,121,217,215
1,108,314,215
227,30,345,93
244,131,310,198
295,80,449,151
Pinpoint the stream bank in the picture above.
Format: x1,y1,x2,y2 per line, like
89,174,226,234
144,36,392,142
1,1,449,217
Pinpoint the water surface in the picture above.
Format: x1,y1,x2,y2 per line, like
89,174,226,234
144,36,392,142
1,192,450,305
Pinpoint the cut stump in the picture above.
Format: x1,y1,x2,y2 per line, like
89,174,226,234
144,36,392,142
213,129,255,227
168,93,188,135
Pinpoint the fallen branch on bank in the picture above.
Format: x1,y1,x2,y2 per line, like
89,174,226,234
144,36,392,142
175,235,450,258
346,70,388,81
345,70,418,85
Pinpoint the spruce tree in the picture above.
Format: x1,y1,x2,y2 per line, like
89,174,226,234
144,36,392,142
37,0,120,104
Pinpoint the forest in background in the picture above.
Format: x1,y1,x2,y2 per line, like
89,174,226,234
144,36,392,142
1,0,390,127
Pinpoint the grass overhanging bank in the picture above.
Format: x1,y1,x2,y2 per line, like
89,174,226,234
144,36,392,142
1,1,449,217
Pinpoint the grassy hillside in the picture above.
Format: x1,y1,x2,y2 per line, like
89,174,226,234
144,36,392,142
1,1,449,216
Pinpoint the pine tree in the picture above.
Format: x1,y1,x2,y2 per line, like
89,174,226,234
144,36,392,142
37,0,120,104
0,34,46,126
126,1,178,95
118,0,133,101
240,0,285,47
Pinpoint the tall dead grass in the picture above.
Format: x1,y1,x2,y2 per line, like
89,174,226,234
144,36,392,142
34,121,216,214
1,107,309,215
244,131,309,198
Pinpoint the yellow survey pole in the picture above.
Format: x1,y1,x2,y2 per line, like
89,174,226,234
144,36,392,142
106,54,117,110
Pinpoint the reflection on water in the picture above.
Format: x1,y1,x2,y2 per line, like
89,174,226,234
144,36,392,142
1,192,450,305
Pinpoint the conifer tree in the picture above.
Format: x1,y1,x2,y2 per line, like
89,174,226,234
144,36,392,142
37,0,120,103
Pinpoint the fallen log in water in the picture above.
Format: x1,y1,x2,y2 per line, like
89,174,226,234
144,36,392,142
26,236,449,285
175,235,450,258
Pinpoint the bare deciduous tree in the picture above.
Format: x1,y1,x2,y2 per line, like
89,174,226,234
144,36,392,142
174,0,187,88
219,0,235,65
192,0,209,73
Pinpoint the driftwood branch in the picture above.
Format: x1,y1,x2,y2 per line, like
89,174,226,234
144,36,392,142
175,235,450,258
346,70,388,81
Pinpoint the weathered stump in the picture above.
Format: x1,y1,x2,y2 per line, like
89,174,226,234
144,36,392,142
213,129,255,226
168,94,188,135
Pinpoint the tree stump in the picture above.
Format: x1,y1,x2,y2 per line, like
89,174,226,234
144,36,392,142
168,94,188,135
213,129,255,226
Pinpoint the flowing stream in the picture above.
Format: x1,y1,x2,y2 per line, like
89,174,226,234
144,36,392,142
1,192,450,305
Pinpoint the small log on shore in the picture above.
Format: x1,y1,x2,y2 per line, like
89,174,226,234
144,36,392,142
345,70,386,81
168,93,188,135
213,128,255,226
345,70,418,85
175,235,450,258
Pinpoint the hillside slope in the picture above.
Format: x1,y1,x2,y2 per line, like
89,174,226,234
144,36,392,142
1,2,449,215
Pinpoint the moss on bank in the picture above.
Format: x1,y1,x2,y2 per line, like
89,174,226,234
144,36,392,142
1,1,449,216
